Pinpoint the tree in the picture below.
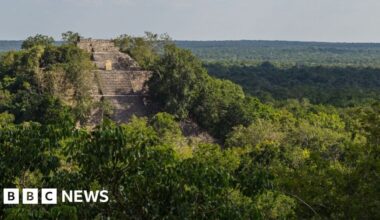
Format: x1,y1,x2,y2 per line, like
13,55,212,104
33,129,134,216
148,45,208,118
150,112,185,147
0,39,94,123
21,34,54,49
62,31,81,45
114,32,171,69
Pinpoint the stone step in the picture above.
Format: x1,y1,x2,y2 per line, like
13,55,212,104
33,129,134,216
93,52,121,61
78,39,150,124
92,52,139,70
103,96,148,123
98,72,133,95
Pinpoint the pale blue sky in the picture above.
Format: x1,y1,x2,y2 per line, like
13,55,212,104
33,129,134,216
1,0,379,42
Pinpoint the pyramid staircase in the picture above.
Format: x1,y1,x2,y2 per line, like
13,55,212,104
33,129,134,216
78,39,151,124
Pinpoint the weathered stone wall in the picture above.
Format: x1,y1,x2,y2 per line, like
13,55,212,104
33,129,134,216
77,39,118,53
129,71,152,93
95,70,133,95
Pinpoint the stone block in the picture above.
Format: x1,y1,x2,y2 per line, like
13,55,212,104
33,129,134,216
105,60,113,71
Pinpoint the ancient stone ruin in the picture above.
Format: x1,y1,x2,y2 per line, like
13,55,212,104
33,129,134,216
77,39,151,124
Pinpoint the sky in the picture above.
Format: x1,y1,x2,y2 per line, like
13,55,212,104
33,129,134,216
0,0,379,42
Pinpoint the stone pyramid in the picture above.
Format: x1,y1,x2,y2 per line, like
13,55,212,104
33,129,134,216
78,39,151,124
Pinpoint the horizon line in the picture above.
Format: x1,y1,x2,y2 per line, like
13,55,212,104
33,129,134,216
2,39,380,44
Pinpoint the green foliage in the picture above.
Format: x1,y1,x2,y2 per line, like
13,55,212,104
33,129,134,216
150,112,184,146
206,62,380,106
0,112,14,127
255,190,296,219
0,38,93,123
0,105,379,219
114,32,171,69
148,44,276,138
61,31,81,45
192,77,245,136
0,33,379,219
177,40,380,67
223,101,380,219
21,34,54,49
148,44,208,118
226,119,284,148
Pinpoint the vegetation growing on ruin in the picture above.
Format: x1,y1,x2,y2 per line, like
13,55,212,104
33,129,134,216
0,34,93,123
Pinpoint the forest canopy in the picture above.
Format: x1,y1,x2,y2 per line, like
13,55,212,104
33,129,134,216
0,33,379,219
205,62,380,106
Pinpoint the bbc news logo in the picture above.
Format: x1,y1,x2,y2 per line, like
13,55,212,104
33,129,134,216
3,188,109,205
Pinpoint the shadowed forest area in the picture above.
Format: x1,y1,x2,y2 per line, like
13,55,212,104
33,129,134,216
206,62,380,106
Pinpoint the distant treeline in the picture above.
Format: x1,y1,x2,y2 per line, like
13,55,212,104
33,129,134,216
0,41,22,51
206,62,380,106
177,40,380,67
0,41,61,52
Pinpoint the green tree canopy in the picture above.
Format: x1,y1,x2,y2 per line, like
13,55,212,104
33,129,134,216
21,34,54,49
